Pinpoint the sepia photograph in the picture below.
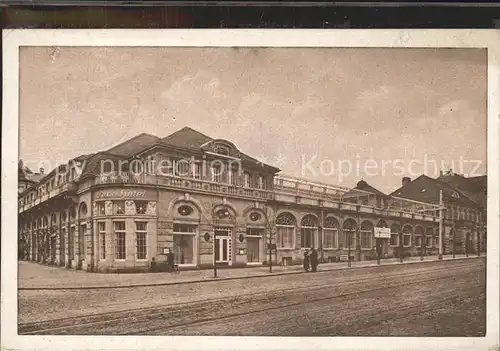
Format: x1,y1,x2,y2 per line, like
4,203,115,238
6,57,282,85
2,29,499,351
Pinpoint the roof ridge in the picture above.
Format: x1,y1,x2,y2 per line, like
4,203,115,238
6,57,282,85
162,126,214,142
106,132,160,154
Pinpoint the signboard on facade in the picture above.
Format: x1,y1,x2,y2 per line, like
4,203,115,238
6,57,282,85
95,189,147,199
374,227,391,239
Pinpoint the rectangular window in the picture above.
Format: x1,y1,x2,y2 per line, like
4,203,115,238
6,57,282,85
390,233,399,247
277,226,294,248
343,230,356,249
135,222,147,260
244,172,251,188
173,223,196,264
246,228,264,236
98,222,106,260
176,160,190,177
97,202,106,216
300,228,316,248
403,234,411,247
114,200,125,215
415,235,422,247
192,163,201,180
212,165,222,183
228,169,238,185
360,231,372,249
114,221,126,260
256,175,266,189
323,228,338,249
426,236,433,248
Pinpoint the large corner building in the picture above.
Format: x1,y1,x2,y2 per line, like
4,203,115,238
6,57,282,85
18,127,487,272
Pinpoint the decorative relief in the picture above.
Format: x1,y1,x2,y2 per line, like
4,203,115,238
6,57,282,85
178,205,193,216
249,212,262,221
92,202,98,217
104,201,113,216
125,200,136,215
146,201,157,215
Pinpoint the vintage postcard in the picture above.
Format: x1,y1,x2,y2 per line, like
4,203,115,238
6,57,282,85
2,29,499,351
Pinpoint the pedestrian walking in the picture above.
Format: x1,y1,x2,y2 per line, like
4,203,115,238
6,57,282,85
150,257,157,273
303,249,310,272
310,248,319,272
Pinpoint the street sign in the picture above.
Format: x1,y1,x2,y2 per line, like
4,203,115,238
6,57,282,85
374,227,391,239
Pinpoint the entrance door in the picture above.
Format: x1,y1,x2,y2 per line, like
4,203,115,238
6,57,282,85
214,228,232,264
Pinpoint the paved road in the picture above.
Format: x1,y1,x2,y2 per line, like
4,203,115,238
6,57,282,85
19,258,485,336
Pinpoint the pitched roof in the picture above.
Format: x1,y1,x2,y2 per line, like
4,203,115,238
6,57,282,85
106,133,161,157
161,127,212,149
438,173,487,208
343,180,388,199
390,175,479,208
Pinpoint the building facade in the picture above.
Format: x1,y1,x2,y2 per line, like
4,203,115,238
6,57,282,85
18,127,445,273
391,172,487,256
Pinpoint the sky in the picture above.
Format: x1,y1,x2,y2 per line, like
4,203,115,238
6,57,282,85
19,47,487,193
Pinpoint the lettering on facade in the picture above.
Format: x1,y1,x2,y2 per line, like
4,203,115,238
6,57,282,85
95,190,147,199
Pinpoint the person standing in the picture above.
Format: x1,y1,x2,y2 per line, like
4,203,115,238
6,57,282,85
310,248,319,272
303,250,310,272
167,249,175,273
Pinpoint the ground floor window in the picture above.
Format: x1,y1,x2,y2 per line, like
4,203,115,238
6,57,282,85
276,226,294,248
323,228,338,249
414,235,422,247
173,223,196,264
360,231,372,249
403,234,411,247
98,222,106,260
343,230,356,249
135,222,147,260
390,233,399,247
300,227,316,249
425,236,432,248
114,221,126,260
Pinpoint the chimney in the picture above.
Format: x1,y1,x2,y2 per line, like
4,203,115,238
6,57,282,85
39,167,44,175
402,177,411,187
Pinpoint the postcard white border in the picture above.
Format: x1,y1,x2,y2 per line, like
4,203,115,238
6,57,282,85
2,29,499,351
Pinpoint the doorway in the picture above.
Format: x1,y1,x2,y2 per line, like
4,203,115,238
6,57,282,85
214,227,232,265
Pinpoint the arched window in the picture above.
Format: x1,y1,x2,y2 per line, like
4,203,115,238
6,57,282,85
414,226,424,247
323,217,339,249
79,203,88,218
402,224,413,247
360,221,373,249
376,219,388,228
300,214,318,249
390,223,400,247
275,212,296,249
343,219,357,249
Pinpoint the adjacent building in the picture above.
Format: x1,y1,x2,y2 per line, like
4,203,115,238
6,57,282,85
18,127,468,272
391,171,487,255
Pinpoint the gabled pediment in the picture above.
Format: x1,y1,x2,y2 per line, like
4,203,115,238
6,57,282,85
200,139,241,159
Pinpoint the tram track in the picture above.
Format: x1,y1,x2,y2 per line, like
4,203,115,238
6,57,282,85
19,259,484,335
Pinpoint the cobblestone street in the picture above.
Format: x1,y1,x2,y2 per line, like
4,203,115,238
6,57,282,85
18,257,485,336
19,254,475,289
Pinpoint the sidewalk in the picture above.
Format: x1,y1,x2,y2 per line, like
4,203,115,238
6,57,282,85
18,254,483,290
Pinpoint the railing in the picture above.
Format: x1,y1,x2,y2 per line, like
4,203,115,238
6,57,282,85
18,182,78,213
94,172,274,200
273,175,441,221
